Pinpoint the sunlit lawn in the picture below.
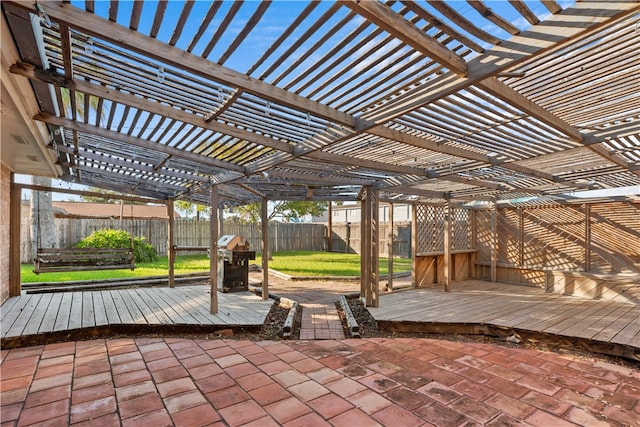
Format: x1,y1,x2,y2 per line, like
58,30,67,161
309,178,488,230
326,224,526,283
266,251,411,277
21,251,411,282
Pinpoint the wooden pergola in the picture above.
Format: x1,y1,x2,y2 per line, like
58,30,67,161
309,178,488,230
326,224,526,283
2,1,639,311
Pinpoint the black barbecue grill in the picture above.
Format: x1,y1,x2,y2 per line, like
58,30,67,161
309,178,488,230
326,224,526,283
217,235,256,293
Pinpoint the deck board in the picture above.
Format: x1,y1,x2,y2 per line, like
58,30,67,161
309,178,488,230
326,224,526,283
0,286,273,340
39,292,63,334
369,280,639,350
54,292,73,332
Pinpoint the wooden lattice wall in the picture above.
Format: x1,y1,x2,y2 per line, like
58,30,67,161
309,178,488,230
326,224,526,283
415,205,473,254
414,204,475,287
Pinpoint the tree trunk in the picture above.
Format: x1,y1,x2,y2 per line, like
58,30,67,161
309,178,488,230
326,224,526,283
30,176,56,258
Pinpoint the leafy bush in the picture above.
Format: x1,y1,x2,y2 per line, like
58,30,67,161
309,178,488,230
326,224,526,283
73,229,158,263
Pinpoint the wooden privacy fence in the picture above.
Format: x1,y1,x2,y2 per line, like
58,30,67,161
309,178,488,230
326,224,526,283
20,219,325,263
473,201,640,303
329,222,411,258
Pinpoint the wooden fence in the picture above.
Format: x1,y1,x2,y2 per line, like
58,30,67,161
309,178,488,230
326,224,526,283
474,201,640,299
20,219,325,263
329,222,412,258
20,217,413,263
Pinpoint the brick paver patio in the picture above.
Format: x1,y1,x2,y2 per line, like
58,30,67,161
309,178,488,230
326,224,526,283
2,337,639,426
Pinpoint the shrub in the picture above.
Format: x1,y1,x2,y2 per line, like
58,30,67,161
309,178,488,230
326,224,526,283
73,229,158,263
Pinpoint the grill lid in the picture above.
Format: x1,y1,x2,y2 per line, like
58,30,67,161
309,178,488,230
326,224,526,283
217,235,248,251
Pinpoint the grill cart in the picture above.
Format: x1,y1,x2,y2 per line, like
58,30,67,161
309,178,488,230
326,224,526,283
217,235,256,293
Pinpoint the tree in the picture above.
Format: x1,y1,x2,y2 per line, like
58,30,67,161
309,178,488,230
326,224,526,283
175,200,209,220
235,200,327,223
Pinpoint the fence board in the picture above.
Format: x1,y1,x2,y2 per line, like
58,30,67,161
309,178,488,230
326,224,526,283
21,218,327,262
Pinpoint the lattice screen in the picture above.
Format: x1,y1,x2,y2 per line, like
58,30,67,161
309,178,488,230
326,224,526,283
415,204,443,253
415,204,472,253
451,208,471,250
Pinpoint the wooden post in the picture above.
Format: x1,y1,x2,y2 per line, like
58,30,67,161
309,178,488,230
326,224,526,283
218,205,224,236
371,187,379,307
327,201,333,252
9,174,21,297
518,208,524,267
470,209,477,278
443,196,451,292
491,199,498,283
387,202,394,291
167,198,175,288
584,204,591,272
210,186,218,313
360,189,370,301
261,197,269,300
411,203,417,288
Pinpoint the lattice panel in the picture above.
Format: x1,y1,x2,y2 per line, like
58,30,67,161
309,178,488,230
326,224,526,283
590,202,640,273
451,208,471,250
415,204,445,253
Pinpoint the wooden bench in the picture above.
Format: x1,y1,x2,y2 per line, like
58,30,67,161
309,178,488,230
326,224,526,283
34,247,135,274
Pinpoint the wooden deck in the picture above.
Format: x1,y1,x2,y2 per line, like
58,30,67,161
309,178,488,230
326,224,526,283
369,280,640,354
0,286,273,343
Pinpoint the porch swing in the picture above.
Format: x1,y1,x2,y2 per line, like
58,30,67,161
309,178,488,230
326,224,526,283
33,195,136,274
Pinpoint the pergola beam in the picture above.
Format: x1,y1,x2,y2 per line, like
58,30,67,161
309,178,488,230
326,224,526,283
10,1,363,130
10,63,295,155
340,0,469,77
34,113,246,174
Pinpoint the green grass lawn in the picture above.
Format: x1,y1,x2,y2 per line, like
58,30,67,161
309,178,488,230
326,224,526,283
266,251,411,277
21,251,411,282
21,254,210,283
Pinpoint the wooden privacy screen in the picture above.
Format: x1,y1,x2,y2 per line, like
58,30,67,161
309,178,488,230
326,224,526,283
414,204,475,287
476,202,640,275
474,201,640,296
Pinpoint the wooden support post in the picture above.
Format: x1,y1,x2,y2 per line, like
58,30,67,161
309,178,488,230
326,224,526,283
167,198,175,288
387,202,394,291
518,208,525,267
261,197,269,300
470,209,477,278
490,199,498,283
584,204,591,272
9,174,21,297
411,203,417,288
219,205,224,236
444,196,452,291
210,186,218,313
360,189,370,301
327,201,333,252
371,187,379,307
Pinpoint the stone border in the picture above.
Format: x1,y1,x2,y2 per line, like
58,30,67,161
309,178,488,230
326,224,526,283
339,295,360,338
